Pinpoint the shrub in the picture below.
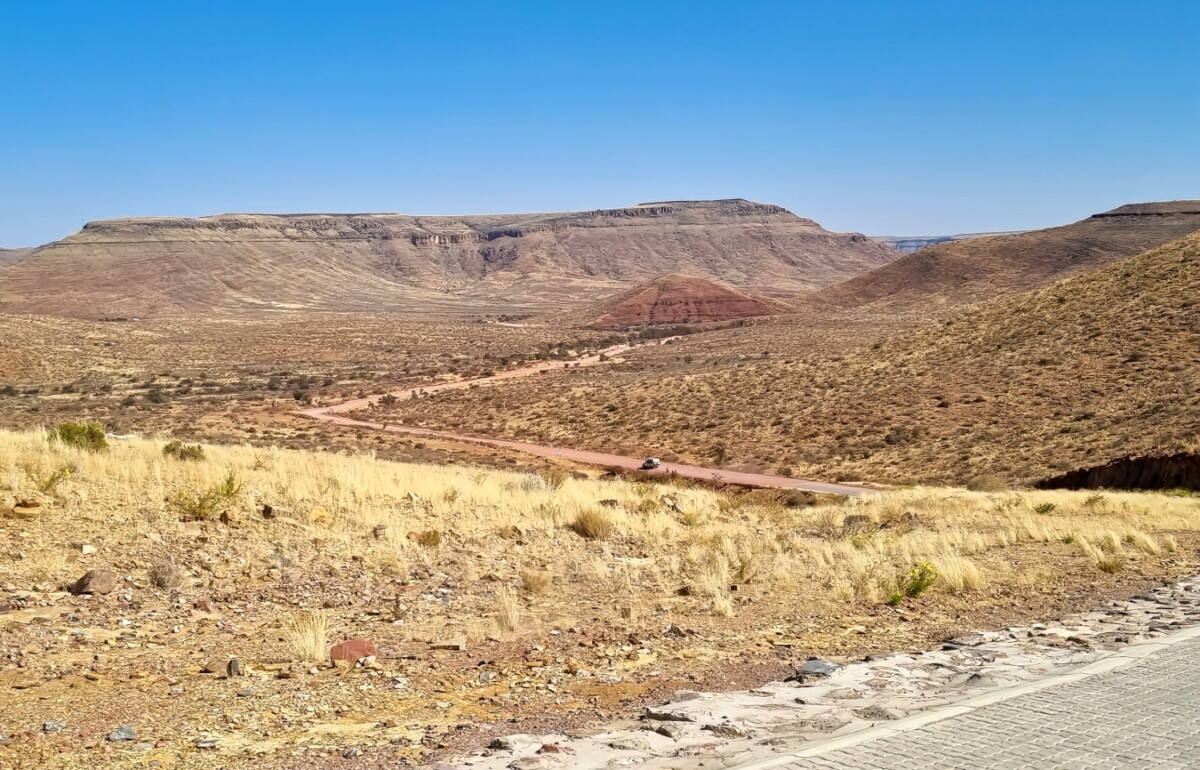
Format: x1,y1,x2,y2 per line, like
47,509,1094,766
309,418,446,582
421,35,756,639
32,466,73,493
215,471,244,498
540,467,569,490
411,529,442,548
171,488,223,521
1034,502,1058,514
163,441,205,461
520,569,554,595
49,421,108,452
149,558,183,589
568,509,614,540
966,474,1006,492
888,562,939,605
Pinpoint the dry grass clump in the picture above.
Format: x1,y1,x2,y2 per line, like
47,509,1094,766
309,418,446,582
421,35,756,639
520,569,554,595
494,586,521,633
568,508,614,540
286,610,329,663
410,529,443,548
148,558,183,589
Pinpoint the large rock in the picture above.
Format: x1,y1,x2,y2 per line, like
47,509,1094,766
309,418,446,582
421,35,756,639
330,638,377,664
70,570,118,596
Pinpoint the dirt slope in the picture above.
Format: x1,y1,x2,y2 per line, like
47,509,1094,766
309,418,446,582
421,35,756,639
0,246,36,268
553,273,788,328
0,200,898,319
372,230,1200,486
827,201,1200,310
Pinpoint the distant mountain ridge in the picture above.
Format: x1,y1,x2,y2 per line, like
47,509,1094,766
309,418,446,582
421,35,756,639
870,231,1024,253
0,199,899,318
825,200,1200,310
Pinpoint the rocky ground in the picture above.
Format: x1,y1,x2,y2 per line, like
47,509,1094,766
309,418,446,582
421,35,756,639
446,575,1200,770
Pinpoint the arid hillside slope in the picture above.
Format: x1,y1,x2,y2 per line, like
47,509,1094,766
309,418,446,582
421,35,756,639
375,231,1200,486
0,247,35,268
828,201,1200,310
0,200,898,318
555,273,788,328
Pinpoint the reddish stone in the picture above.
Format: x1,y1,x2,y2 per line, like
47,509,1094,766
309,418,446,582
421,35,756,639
329,638,377,664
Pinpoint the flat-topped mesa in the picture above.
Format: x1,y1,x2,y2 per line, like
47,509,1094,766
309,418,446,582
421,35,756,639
3,199,900,318
1091,200,1200,218
71,199,819,243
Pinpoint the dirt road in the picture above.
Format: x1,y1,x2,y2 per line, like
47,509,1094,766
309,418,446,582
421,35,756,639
298,341,874,497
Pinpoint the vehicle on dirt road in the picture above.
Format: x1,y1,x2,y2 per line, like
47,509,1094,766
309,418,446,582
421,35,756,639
640,457,662,470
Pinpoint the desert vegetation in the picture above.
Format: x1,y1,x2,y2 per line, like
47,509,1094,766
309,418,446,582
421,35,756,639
2,429,1198,766
373,231,1200,486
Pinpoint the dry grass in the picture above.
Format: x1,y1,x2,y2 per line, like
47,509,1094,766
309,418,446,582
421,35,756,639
2,428,1199,628
286,610,329,663
494,585,521,634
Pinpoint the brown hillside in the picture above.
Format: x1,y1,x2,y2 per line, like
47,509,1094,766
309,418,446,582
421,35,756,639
558,273,788,328
0,199,897,319
823,200,1200,310
0,246,35,268
373,230,1200,486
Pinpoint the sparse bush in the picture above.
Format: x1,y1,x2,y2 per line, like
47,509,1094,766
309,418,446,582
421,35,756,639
1034,502,1058,514
215,471,244,498
49,421,108,452
162,441,205,461
540,467,569,490
286,610,328,663
411,529,442,548
888,562,939,605
31,466,73,493
966,474,1006,492
149,558,183,589
170,488,223,521
520,569,553,595
568,509,614,540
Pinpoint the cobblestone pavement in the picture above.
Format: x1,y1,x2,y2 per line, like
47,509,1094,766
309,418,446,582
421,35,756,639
772,635,1200,770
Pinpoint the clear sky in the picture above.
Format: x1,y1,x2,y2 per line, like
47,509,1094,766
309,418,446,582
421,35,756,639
2,1,1198,246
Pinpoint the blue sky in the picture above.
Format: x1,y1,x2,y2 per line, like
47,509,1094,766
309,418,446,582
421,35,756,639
2,1,1198,246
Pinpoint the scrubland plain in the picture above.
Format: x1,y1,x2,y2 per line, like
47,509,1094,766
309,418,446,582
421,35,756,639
2,430,1198,767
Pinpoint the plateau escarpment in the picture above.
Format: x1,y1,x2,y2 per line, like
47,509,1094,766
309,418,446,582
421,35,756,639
0,199,898,318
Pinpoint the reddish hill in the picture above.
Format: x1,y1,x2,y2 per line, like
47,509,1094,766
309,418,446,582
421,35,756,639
562,274,787,328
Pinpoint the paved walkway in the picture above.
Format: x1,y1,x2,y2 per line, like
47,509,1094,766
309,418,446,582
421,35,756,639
756,634,1200,770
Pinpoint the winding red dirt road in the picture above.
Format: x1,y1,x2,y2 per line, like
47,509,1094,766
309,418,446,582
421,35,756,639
298,341,875,497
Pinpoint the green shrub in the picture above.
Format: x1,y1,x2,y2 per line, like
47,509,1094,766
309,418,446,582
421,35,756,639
215,471,244,498
49,421,108,452
170,488,223,521
162,441,206,461
888,562,939,605
1034,502,1058,514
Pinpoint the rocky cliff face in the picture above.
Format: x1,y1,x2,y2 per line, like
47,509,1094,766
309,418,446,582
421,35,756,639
0,200,899,318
